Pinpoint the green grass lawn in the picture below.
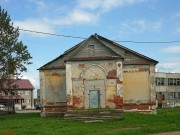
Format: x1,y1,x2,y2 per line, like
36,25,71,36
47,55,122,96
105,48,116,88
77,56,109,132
0,108,180,135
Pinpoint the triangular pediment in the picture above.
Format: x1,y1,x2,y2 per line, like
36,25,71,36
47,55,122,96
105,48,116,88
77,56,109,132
96,34,158,65
38,34,158,70
66,35,122,61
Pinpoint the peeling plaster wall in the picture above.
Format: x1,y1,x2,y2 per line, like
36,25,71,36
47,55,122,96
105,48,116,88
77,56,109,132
123,65,156,111
40,62,156,113
150,65,156,104
66,60,123,110
40,69,66,116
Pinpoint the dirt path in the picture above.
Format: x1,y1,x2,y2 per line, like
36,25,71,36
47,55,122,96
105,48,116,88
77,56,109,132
153,131,180,135
16,110,40,113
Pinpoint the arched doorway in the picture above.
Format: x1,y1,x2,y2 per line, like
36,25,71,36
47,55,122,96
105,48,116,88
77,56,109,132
80,65,106,109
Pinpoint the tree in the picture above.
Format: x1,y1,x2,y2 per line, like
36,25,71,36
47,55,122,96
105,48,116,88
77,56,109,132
0,6,32,94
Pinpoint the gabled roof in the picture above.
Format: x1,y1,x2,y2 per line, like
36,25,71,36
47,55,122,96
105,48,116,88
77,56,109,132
38,34,158,70
95,34,158,64
38,39,84,70
3,79,34,90
65,35,123,61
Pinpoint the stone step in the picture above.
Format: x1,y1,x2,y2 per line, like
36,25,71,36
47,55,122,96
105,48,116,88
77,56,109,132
64,116,122,120
64,109,123,120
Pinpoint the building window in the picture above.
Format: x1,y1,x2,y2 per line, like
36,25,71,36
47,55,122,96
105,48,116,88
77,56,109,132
156,78,165,85
168,78,180,86
169,92,175,100
4,91,8,96
88,45,94,56
26,99,30,103
25,91,30,95
176,78,180,85
162,94,165,100
177,92,180,99
18,91,22,95
18,100,21,104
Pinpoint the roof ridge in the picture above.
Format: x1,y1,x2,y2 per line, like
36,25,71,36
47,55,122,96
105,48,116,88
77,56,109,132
93,34,123,58
65,35,94,61
38,35,92,70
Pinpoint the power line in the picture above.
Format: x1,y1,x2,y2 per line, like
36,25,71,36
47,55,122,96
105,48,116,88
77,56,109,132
19,29,86,39
19,28,180,44
114,40,180,44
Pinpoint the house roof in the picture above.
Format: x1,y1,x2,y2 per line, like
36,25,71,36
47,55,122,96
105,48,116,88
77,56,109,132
0,95,24,100
3,79,34,90
38,34,158,70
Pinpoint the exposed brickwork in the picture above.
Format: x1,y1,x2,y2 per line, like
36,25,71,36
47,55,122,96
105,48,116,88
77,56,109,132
107,69,116,78
73,96,81,105
45,106,66,112
117,78,123,84
118,63,121,67
78,64,85,69
124,102,156,110
67,105,74,110
47,102,55,105
138,68,150,72
107,95,123,109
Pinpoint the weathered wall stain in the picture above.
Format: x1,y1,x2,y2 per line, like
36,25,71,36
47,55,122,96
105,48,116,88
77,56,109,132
124,102,156,110
123,68,149,101
117,78,123,84
78,64,85,69
40,70,66,117
73,96,81,105
118,63,121,67
138,68,150,72
107,95,123,108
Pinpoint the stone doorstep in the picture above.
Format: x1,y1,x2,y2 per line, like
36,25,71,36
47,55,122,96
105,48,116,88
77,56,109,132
64,109,123,120
66,109,123,113
64,116,123,120
65,111,123,114
64,114,123,117
99,111,111,114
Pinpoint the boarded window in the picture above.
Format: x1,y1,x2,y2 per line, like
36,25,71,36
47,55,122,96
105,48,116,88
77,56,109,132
88,45,94,56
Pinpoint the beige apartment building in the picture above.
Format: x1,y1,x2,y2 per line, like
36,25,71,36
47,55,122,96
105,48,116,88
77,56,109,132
156,72,180,108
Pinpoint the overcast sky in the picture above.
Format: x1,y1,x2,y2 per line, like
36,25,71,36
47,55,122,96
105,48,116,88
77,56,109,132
1,0,180,97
